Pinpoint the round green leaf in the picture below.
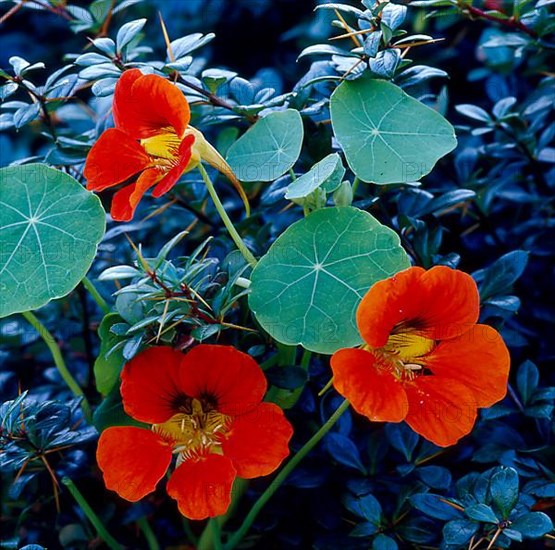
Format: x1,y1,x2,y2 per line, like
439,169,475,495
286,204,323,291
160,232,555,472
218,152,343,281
330,77,457,183
249,207,410,354
0,164,105,318
226,109,303,182
285,153,345,199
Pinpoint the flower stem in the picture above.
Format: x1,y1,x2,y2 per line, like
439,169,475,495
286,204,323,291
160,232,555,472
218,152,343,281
137,517,160,550
224,399,350,550
198,164,258,268
22,311,92,423
82,276,110,314
209,520,224,550
62,477,123,550
182,517,198,546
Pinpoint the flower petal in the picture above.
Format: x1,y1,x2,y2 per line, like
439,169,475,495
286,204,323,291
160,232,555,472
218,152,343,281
110,168,161,221
97,426,172,501
424,324,510,408
222,403,293,478
112,68,143,130
167,454,236,520
331,348,408,422
178,345,267,416
357,266,480,348
151,133,195,198
121,346,185,424
84,128,150,191
404,377,477,447
114,71,190,140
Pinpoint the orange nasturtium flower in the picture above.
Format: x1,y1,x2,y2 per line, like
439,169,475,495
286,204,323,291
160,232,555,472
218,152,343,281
330,266,510,447
84,69,248,221
96,345,293,520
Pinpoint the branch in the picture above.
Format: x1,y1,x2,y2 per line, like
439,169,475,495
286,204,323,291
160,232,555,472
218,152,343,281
177,75,259,123
462,4,538,38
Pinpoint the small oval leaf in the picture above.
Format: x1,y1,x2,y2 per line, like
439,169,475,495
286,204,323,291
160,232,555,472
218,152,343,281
285,153,345,199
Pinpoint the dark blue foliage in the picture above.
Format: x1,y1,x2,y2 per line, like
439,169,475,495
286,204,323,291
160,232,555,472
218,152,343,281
1,0,554,548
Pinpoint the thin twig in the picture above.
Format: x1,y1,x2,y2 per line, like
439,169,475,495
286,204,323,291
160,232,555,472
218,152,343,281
0,1,24,24
96,0,117,37
461,3,538,38
27,0,73,21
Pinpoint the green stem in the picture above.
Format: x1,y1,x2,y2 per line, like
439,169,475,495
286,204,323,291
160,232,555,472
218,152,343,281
260,353,279,371
224,399,350,550
351,176,361,196
210,520,224,550
300,349,312,370
182,517,198,546
137,517,160,550
22,311,92,422
62,477,122,550
277,343,297,366
82,276,110,314
198,164,258,268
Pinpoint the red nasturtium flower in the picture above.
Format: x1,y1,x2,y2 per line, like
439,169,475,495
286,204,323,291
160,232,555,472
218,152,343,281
331,266,510,447
84,69,248,221
96,345,293,519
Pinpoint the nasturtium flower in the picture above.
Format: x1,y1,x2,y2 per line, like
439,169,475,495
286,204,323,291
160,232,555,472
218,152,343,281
330,266,510,447
96,345,293,520
84,69,248,221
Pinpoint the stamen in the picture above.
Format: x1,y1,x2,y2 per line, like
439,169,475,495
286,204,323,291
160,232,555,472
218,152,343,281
141,129,182,167
152,398,231,460
371,331,434,381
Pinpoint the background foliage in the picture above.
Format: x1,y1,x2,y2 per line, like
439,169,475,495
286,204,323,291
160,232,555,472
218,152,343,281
1,0,554,549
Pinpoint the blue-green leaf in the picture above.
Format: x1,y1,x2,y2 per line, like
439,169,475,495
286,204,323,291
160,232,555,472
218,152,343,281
265,365,308,390
490,467,519,518
326,433,367,474
285,153,345,199
373,534,398,550
516,360,539,405
344,492,382,523
330,77,457,183
465,503,498,524
116,18,146,52
0,164,105,318
249,207,410,354
227,109,303,182
411,494,463,521
443,520,479,545
511,512,553,538
477,250,529,301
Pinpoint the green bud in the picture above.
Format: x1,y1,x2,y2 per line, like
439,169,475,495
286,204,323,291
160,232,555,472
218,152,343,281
333,180,353,207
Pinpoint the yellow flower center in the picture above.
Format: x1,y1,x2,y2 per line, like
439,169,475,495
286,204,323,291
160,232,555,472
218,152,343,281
141,130,182,164
152,398,230,463
373,331,435,381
